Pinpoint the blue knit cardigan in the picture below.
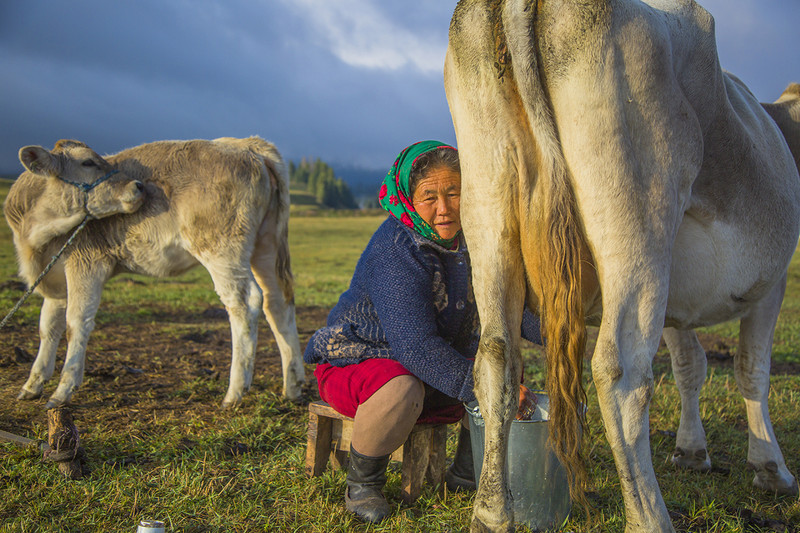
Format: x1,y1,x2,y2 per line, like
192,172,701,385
304,216,542,403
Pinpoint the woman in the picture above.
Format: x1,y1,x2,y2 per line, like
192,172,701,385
303,141,542,523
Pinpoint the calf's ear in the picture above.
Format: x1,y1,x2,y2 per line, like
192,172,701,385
19,146,60,176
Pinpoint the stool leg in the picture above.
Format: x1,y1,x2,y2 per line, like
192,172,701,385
400,428,430,504
330,419,351,471
305,411,332,477
426,425,448,493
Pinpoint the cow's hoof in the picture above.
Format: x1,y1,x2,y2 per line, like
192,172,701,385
283,385,304,403
44,398,67,409
283,385,306,404
750,462,799,496
17,388,41,401
470,517,514,533
221,398,242,410
777,479,800,497
221,388,244,409
672,446,711,471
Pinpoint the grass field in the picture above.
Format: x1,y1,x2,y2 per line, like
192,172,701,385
0,177,799,532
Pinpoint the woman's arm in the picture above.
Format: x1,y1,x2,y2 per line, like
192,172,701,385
521,309,543,345
367,242,475,402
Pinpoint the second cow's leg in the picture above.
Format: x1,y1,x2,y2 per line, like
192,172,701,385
735,275,798,495
661,327,711,470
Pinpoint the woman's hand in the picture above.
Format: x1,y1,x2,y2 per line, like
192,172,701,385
516,384,538,420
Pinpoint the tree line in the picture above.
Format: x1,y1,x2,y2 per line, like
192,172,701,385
289,159,358,209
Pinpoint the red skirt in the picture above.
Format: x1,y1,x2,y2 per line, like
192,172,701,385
314,358,465,424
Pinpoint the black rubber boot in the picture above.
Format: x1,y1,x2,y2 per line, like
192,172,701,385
344,446,392,523
446,424,476,491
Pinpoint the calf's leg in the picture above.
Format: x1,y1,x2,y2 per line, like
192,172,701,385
47,262,111,408
19,297,67,400
251,231,305,401
204,259,262,408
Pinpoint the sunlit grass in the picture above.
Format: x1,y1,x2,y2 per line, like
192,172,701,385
289,215,383,307
1,178,799,531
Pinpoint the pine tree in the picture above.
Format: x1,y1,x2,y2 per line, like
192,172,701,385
288,157,358,209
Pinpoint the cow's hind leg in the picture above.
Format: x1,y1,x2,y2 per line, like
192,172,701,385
735,275,798,495
662,328,711,471
19,297,67,400
456,164,526,532
205,259,262,408
251,229,305,401
592,288,674,533
470,253,526,533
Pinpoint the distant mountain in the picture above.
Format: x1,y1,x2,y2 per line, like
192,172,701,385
329,164,385,207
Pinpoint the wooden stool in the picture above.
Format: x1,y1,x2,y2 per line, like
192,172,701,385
305,400,449,503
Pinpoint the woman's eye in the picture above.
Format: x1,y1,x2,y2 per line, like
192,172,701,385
81,160,97,167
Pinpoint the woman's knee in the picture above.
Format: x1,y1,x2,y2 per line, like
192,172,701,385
380,375,425,414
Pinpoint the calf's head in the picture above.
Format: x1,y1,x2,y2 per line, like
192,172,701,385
19,139,145,218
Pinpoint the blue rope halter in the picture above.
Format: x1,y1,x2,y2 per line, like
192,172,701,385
57,169,120,218
58,169,120,192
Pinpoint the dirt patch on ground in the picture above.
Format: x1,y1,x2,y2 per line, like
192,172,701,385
692,331,800,375
0,305,329,439
2,308,799,440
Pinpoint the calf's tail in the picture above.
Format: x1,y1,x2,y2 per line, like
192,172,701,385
244,137,295,304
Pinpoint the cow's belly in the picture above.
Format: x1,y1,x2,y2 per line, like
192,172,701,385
123,242,199,278
664,212,795,329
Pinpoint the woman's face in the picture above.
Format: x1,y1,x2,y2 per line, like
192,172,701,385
412,165,462,241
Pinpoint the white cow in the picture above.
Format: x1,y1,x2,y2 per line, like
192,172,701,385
445,0,799,531
4,137,306,409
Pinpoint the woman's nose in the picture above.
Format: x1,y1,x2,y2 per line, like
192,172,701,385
436,197,451,214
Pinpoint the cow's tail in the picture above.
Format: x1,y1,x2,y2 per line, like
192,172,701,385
242,137,295,304
502,2,590,507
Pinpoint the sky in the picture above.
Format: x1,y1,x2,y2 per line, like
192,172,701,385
0,0,798,177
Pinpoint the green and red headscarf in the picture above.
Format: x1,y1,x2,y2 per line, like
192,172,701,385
378,141,460,248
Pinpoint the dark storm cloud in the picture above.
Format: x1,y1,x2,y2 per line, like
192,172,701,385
0,0,455,173
703,0,800,101
0,0,796,176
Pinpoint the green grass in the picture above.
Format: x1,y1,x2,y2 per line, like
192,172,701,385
289,216,383,307
1,177,799,531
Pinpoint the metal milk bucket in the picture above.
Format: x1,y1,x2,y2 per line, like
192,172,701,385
466,394,573,531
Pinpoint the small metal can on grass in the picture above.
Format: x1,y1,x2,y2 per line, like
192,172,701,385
137,520,165,533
